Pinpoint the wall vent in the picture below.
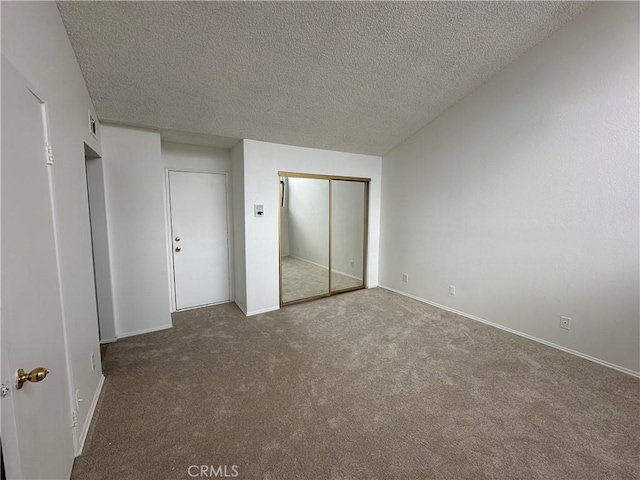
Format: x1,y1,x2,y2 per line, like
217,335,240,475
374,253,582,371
88,110,97,137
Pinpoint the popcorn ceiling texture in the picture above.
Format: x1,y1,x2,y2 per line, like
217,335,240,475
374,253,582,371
57,1,589,155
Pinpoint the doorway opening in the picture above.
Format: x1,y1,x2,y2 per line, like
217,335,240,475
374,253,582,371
84,144,116,343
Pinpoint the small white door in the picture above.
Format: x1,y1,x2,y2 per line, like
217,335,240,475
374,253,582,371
1,57,76,479
169,171,230,310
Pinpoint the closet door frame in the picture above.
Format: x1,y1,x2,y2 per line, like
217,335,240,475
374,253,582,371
278,171,370,307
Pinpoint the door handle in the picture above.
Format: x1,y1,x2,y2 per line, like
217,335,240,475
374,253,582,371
16,367,49,390
175,246,181,252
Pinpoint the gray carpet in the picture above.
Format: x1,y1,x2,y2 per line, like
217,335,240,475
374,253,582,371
72,288,639,480
281,256,362,303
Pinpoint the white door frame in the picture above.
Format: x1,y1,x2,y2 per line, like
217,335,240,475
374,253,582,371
163,168,234,313
1,55,78,476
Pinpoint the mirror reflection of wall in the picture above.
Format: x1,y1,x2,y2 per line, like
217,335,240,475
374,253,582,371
331,180,365,292
280,177,330,304
279,174,368,306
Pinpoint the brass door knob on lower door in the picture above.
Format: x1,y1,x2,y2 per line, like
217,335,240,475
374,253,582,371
175,246,181,252
16,367,49,390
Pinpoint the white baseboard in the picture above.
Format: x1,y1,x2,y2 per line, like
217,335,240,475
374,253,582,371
117,323,172,339
99,338,117,345
176,300,231,312
235,300,247,315
379,285,640,378
76,374,105,457
246,306,280,316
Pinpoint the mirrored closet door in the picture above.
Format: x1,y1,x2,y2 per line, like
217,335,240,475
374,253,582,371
331,180,366,293
279,172,368,306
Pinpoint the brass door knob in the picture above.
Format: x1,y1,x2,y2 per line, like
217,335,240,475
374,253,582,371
175,246,181,252
16,367,49,390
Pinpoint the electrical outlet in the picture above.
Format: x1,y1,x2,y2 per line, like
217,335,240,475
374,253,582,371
560,316,571,330
402,273,409,283
449,285,456,295
91,352,95,371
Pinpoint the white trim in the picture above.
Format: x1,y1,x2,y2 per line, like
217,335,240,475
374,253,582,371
163,167,175,312
246,306,280,316
164,168,234,313
379,286,640,379
75,374,105,456
176,300,232,313
235,301,247,315
41,98,82,453
99,338,117,345
117,323,172,339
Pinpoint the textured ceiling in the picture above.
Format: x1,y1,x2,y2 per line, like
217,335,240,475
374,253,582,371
159,128,240,149
57,1,589,155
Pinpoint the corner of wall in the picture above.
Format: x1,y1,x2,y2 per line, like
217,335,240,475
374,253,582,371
231,141,247,313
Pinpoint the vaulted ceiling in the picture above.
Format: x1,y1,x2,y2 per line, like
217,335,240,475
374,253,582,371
57,1,589,155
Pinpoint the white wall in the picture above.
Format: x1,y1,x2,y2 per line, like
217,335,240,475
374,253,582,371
231,142,247,313
99,132,236,329
161,141,233,311
162,142,231,172
101,125,172,337
1,1,105,451
379,2,639,374
287,177,330,267
242,139,382,315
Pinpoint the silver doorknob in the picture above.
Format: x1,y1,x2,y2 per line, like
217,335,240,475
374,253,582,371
175,246,181,252
174,236,180,242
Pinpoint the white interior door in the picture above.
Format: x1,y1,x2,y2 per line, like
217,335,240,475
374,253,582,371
1,57,75,479
169,171,230,310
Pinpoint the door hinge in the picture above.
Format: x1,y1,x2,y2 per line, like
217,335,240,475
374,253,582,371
71,408,78,427
46,144,54,165
0,381,10,399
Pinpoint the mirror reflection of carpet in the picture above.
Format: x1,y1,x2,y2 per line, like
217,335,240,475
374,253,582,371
281,256,362,304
